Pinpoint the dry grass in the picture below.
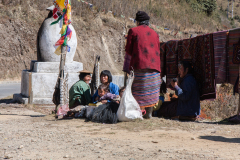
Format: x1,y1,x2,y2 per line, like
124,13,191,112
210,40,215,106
0,0,233,34
71,0,226,33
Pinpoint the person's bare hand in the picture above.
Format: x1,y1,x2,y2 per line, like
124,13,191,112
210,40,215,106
171,81,178,88
101,100,108,104
95,96,99,101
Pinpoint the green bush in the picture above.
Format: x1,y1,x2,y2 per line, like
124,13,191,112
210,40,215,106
234,15,240,20
186,0,217,16
229,18,236,28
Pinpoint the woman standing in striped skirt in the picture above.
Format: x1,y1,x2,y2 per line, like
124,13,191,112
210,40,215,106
125,11,161,118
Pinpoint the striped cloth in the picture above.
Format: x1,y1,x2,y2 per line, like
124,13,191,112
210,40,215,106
228,28,240,85
132,71,161,108
213,31,228,84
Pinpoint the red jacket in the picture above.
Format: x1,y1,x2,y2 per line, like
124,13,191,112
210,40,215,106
125,25,161,72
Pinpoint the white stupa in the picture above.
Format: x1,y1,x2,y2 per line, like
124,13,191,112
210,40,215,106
14,6,83,104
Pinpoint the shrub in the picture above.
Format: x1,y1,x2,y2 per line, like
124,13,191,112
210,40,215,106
186,0,217,16
229,18,236,28
234,15,240,20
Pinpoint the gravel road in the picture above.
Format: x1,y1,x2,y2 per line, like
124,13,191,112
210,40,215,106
0,103,240,160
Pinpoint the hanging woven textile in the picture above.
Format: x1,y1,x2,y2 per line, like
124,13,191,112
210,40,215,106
228,28,240,85
165,40,178,85
160,42,166,77
213,31,228,83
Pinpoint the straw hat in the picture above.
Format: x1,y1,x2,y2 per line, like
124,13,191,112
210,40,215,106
78,69,93,74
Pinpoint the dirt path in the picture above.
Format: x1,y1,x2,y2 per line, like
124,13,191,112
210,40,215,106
0,104,240,160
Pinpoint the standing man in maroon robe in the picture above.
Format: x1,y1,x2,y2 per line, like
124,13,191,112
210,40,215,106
125,11,161,119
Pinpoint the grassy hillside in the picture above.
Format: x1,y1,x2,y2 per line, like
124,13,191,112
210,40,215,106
0,0,238,80
216,0,240,28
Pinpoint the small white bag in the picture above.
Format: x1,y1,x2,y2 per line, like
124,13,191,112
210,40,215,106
117,71,143,121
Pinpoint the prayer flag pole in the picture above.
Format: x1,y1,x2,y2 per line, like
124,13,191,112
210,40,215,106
60,46,67,107
52,0,72,118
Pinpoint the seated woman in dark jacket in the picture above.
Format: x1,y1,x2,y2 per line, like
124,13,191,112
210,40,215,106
158,61,200,121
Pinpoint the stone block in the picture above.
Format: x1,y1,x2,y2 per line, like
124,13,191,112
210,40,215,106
33,61,83,73
31,73,58,98
30,60,37,71
64,61,83,73
31,72,79,98
32,98,54,104
112,75,124,88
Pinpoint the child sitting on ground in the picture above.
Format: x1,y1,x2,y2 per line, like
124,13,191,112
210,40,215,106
94,84,120,104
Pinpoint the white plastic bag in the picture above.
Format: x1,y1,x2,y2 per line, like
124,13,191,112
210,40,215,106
117,71,143,121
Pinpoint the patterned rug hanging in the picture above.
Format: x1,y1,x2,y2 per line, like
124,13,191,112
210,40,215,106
165,40,178,85
228,28,240,85
213,31,228,83
232,39,240,64
192,34,216,100
160,42,166,77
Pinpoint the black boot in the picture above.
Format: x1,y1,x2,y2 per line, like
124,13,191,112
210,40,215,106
143,107,153,119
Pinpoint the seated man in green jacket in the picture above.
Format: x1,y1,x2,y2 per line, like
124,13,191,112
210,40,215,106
69,70,92,109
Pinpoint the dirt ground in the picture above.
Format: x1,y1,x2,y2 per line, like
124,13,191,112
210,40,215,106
0,101,240,160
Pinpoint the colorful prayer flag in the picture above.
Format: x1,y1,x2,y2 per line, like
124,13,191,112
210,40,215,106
53,0,68,14
54,45,62,55
52,0,72,55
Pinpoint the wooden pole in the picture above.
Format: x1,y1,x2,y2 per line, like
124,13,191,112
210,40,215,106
54,2,71,118
97,56,100,88
124,72,128,87
227,0,229,18
60,46,66,107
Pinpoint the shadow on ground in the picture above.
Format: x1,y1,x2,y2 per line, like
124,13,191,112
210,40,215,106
0,98,17,104
199,136,240,144
0,113,45,117
194,116,240,125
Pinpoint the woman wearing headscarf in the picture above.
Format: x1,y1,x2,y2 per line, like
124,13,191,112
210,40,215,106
125,11,161,119
92,70,119,104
